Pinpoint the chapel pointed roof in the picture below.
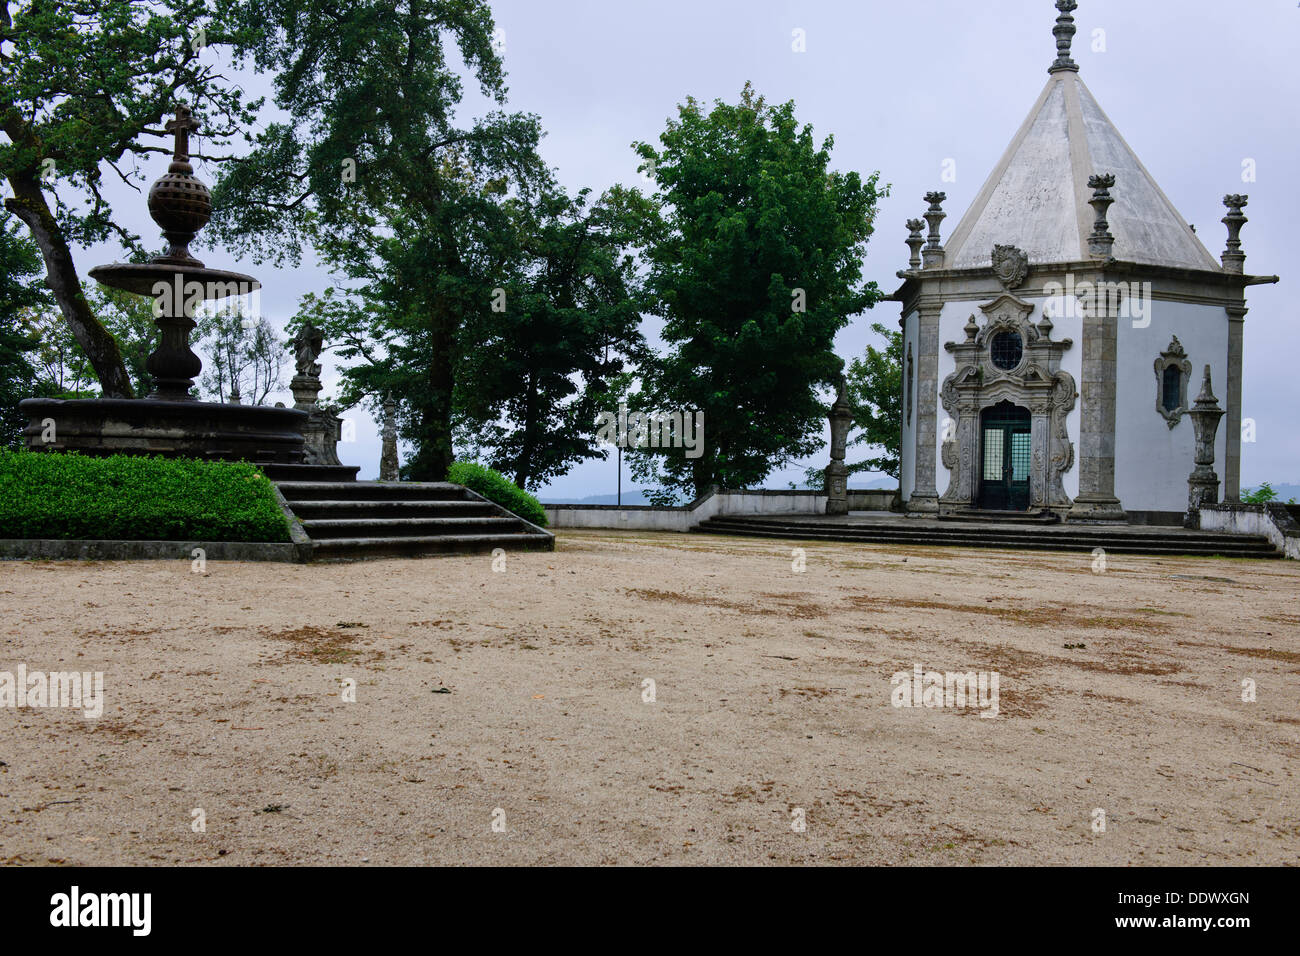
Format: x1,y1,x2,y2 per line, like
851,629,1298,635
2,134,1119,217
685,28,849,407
941,1,1221,273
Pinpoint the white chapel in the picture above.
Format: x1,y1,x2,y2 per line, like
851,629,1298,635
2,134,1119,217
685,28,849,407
892,0,1277,524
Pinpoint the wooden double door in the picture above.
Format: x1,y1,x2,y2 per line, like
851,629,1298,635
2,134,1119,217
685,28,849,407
977,401,1031,511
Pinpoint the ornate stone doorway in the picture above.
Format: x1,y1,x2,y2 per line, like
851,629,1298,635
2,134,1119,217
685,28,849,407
938,291,1077,517
978,402,1032,511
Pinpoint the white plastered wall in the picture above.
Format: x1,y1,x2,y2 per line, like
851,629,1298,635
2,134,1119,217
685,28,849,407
1114,300,1228,514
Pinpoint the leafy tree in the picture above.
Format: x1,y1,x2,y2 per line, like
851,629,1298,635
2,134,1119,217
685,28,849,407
1,211,158,413
845,321,902,478
209,0,548,480
454,185,648,490
22,306,97,396
13,286,160,403
803,322,902,488
1,0,261,396
628,84,886,498
0,213,44,445
1242,482,1277,505
89,285,159,397
195,304,286,404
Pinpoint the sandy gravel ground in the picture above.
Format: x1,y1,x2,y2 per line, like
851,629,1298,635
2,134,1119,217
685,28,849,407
1,530,1297,866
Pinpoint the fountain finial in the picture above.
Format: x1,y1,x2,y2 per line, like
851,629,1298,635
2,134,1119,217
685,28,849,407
1049,0,1080,74
165,105,199,173
147,104,212,264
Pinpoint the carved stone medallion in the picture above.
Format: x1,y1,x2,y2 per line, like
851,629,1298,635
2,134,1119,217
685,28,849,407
991,244,1029,290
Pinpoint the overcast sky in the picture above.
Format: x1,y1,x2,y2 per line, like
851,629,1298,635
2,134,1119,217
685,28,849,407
68,0,1299,496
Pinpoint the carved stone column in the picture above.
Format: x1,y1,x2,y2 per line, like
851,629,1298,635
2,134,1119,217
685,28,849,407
938,396,978,509
1029,406,1051,508
1224,304,1246,502
910,302,942,513
1068,276,1127,522
825,381,851,516
1185,366,1224,529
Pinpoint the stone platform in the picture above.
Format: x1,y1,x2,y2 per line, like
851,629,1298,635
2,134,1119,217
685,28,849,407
692,510,1281,559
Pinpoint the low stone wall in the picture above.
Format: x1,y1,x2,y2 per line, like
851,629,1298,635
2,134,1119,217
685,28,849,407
0,538,303,562
545,488,828,533
1200,502,1300,559
847,488,900,512
545,503,694,532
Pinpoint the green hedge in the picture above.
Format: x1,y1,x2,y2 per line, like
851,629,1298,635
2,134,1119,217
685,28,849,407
0,450,291,542
446,461,548,527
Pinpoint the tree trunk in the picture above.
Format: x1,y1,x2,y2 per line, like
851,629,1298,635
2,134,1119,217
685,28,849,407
5,176,135,399
514,367,537,489
422,296,456,479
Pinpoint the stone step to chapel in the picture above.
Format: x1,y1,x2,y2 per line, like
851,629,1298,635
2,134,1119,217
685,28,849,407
692,516,1280,559
938,509,1062,524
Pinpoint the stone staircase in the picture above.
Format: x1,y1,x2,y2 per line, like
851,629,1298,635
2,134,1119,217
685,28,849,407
262,463,361,483
275,480,554,561
938,509,1061,525
692,514,1281,559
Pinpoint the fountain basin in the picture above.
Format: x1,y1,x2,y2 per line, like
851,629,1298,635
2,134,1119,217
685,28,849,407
20,397,307,464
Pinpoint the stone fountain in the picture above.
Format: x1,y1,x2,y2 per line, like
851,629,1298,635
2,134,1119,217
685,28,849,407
20,106,307,463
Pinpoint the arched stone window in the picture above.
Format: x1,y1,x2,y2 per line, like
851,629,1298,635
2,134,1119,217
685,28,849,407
1154,336,1192,428
1161,365,1181,414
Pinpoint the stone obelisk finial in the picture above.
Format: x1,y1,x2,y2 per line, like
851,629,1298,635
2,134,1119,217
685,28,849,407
1049,0,1080,74
1185,365,1224,528
825,379,851,516
1087,173,1116,258
1220,194,1248,274
904,219,925,270
921,192,947,269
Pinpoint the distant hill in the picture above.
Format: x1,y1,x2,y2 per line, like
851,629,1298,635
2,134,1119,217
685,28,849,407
541,478,900,505
850,476,899,491
539,489,657,506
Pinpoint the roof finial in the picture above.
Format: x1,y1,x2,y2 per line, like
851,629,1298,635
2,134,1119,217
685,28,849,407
922,192,947,269
1087,173,1116,258
904,219,925,270
1049,0,1080,74
1220,194,1248,274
